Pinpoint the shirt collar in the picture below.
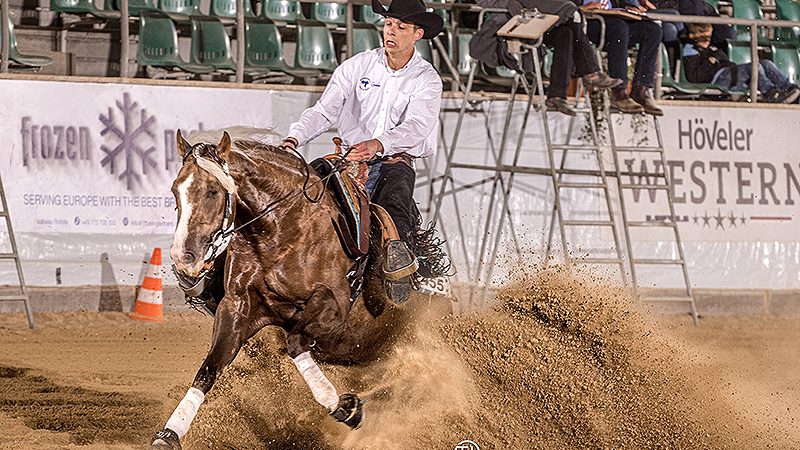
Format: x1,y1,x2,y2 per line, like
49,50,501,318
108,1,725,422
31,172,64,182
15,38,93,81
380,47,418,75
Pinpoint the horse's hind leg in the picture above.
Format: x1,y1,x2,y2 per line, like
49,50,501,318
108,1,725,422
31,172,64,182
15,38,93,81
150,297,264,450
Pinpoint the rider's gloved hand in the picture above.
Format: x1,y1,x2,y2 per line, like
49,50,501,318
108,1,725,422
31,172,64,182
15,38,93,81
280,137,298,151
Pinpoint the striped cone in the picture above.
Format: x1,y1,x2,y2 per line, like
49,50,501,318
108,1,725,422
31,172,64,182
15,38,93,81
130,248,163,322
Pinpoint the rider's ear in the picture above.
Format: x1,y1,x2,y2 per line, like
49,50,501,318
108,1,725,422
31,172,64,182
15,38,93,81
217,131,232,159
176,129,191,158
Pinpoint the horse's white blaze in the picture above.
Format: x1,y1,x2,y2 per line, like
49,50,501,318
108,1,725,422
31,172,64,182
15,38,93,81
292,352,339,411
170,173,194,265
164,387,205,438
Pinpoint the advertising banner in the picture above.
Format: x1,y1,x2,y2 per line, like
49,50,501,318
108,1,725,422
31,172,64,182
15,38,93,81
0,79,273,235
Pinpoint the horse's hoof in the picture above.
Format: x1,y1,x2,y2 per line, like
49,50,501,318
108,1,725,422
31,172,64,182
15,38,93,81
330,393,364,429
150,428,182,450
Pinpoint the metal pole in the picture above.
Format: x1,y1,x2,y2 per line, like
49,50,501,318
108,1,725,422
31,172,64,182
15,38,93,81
346,0,353,59
120,0,129,77
0,0,8,73
750,24,758,103
655,44,663,100
236,0,245,83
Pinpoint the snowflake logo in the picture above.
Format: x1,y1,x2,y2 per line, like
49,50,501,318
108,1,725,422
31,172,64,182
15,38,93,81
99,92,157,190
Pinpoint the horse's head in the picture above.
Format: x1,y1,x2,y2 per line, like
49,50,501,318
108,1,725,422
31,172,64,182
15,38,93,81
170,130,236,277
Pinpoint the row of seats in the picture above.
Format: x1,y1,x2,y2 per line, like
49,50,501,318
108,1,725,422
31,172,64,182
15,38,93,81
138,15,441,79
721,0,800,44
50,0,448,26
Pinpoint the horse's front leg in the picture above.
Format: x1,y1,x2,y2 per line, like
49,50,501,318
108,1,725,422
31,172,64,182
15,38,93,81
286,291,364,429
150,296,263,450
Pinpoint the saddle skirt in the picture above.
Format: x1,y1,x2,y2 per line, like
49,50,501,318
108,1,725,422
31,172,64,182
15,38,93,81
311,154,372,258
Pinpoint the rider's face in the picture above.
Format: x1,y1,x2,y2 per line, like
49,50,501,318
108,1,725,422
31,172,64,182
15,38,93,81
383,17,423,57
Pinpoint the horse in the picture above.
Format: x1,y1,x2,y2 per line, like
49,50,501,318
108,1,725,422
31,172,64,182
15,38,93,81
149,129,411,449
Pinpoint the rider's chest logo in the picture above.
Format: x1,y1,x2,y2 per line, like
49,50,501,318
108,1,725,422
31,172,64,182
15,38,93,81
358,78,381,90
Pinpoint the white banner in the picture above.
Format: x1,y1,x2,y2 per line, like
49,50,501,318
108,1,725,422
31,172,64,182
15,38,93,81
0,79,273,235
614,105,800,242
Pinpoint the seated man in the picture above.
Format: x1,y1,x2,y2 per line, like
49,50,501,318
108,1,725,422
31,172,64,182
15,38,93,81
684,23,800,103
543,20,623,115
580,0,664,115
281,0,445,304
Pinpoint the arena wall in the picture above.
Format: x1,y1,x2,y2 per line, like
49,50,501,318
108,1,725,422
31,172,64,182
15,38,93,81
1,76,798,314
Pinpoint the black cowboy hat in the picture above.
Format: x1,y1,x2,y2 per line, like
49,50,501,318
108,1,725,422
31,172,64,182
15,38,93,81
372,0,444,39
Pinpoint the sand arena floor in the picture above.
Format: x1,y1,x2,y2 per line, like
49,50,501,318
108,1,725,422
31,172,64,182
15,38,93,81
0,270,797,449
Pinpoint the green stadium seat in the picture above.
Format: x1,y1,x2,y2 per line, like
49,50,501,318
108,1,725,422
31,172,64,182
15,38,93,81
158,0,204,21
360,5,384,26
209,0,253,20
1,19,54,68
775,0,800,45
113,0,156,16
731,0,769,44
728,39,754,64
261,0,303,24
415,39,433,65
773,44,800,84
456,31,474,76
190,17,236,71
311,2,346,27
50,0,120,18
352,22,382,54
295,20,338,72
137,12,214,75
244,18,319,79
660,44,705,96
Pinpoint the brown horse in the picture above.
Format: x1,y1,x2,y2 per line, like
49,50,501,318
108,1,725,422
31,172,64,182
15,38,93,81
150,130,405,449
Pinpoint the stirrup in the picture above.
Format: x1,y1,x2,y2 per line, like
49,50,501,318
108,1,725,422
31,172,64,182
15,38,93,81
383,240,418,281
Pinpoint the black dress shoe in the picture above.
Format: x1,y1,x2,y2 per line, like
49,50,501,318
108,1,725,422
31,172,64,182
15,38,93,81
545,97,577,116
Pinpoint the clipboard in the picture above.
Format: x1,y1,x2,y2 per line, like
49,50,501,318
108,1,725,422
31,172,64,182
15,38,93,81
497,9,560,40
585,8,648,20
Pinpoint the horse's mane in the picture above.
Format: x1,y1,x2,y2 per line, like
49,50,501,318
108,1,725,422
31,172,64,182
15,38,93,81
187,127,311,176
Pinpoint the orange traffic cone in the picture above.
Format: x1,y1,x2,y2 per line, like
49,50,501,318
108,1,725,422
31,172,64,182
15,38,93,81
130,248,163,322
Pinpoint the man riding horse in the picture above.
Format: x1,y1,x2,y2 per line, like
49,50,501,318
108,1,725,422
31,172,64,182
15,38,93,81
281,0,446,304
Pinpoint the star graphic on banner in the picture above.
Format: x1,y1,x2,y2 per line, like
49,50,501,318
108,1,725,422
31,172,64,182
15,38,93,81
702,211,712,227
728,211,738,227
714,209,725,230
739,213,747,225
692,213,699,225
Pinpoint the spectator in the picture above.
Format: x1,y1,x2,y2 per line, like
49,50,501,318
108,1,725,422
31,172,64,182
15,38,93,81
678,0,736,48
580,0,664,115
683,23,800,103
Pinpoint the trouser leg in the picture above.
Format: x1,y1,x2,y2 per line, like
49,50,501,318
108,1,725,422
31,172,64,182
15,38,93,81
542,25,574,99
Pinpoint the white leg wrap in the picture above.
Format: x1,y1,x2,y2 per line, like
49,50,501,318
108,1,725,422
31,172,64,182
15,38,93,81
165,387,205,439
292,352,339,411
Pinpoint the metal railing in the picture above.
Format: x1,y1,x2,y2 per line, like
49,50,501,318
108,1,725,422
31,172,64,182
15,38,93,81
0,0,798,102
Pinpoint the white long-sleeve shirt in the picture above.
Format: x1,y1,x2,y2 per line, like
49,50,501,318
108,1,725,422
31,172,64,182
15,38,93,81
287,47,443,159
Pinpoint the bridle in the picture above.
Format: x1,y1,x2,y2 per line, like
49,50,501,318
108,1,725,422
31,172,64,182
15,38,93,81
173,140,355,300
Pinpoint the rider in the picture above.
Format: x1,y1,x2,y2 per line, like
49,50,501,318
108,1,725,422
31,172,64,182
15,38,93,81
280,0,445,304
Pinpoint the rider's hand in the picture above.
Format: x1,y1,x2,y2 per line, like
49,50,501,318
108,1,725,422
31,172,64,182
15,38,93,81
347,139,384,162
280,137,298,151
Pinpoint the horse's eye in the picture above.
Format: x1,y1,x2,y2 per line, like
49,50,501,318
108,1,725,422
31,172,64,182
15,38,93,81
207,190,218,198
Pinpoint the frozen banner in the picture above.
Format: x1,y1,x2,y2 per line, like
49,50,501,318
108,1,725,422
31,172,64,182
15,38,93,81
613,105,800,242
0,79,273,234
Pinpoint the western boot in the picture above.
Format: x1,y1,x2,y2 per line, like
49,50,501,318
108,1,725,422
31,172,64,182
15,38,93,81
383,240,418,305
582,71,623,91
610,88,644,114
630,85,664,116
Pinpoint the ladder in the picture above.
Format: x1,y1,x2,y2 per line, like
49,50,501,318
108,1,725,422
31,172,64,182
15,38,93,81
543,87,627,284
607,110,699,324
0,171,34,329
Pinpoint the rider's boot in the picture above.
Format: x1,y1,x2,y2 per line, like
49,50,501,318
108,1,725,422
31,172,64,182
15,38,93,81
383,240,418,305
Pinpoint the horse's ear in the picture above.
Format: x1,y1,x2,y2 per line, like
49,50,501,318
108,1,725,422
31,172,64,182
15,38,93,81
217,131,232,159
176,129,191,158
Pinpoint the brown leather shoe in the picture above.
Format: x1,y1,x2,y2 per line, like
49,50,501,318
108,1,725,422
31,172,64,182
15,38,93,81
630,85,664,116
610,89,644,114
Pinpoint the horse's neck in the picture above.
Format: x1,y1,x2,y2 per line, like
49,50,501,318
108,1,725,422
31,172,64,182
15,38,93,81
228,148,329,225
